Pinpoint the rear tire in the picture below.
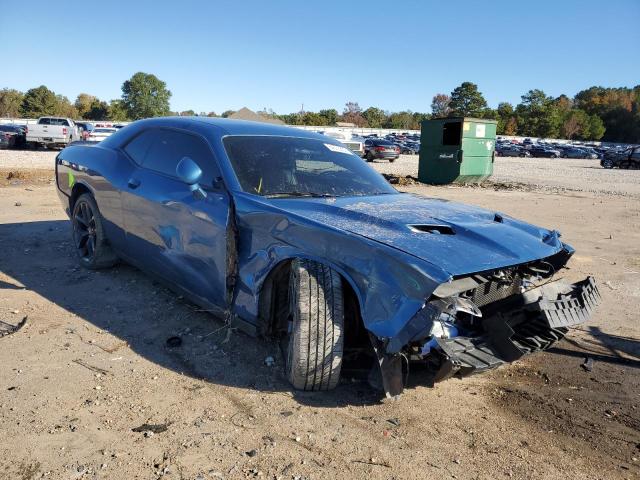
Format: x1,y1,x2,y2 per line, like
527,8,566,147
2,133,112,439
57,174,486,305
366,152,374,162
71,193,118,270
286,259,344,391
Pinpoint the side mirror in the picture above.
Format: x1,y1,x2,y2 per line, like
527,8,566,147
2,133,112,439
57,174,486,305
176,156,207,199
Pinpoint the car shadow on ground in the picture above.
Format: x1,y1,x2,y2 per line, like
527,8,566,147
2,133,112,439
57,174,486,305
547,326,640,369
0,219,387,407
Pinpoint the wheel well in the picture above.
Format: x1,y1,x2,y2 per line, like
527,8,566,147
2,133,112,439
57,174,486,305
258,259,372,366
69,183,91,212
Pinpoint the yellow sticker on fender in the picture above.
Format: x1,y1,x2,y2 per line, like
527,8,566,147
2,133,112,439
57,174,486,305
68,172,75,188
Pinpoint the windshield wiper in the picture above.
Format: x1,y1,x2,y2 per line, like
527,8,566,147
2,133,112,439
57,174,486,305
264,191,335,198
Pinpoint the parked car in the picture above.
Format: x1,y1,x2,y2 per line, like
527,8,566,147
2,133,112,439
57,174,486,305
496,144,531,157
26,117,80,149
0,124,27,149
0,133,9,149
55,117,599,396
401,142,420,155
529,146,561,158
87,127,117,142
363,139,400,162
75,122,94,140
580,147,601,159
560,147,592,159
601,146,640,169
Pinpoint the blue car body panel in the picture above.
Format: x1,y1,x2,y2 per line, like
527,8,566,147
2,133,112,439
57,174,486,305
55,117,570,344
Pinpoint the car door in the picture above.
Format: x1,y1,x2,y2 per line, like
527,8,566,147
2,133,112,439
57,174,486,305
121,127,231,310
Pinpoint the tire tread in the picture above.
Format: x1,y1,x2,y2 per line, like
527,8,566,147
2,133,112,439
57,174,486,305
287,259,343,391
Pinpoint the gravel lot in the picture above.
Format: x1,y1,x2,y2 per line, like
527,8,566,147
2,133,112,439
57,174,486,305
369,154,640,198
1,148,639,479
3,149,640,197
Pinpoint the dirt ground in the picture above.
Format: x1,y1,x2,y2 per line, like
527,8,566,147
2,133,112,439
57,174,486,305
0,161,639,480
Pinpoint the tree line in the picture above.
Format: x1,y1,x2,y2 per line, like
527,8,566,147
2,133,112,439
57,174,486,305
0,73,638,143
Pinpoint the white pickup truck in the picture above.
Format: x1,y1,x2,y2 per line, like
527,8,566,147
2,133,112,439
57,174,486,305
26,117,80,149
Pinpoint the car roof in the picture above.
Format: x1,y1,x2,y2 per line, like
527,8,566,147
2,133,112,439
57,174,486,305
132,116,328,140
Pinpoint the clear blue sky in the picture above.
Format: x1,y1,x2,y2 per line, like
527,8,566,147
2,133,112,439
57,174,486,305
2,0,639,114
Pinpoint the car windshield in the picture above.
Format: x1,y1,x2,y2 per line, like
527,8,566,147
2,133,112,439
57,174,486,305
223,135,397,198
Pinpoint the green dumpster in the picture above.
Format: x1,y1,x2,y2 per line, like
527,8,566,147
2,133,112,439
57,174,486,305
417,117,497,184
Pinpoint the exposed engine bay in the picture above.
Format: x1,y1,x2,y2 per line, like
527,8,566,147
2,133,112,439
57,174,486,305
371,251,601,397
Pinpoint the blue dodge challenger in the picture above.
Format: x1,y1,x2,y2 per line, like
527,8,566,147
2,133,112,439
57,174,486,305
56,117,599,396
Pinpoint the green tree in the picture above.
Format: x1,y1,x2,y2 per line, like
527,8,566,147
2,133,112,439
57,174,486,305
586,114,606,140
108,99,129,121
385,111,415,129
221,110,236,118
75,93,97,118
301,111,325,126
271,113,295,125
515,89,562,138
54,95,78,118
121,72,172,120
362,107,387,128
412,112,430,128
496,102,514,134
448,82,488,117
318,108,338,126
430,93,451,117
85,99,110,120
21,85,58,117
0,89,24,118
561,109,589,139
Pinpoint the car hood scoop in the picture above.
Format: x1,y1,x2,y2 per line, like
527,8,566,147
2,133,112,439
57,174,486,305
408,224,455,235
269,193,565,277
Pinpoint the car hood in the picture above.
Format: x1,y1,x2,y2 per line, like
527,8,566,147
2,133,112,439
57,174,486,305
269,193,565,277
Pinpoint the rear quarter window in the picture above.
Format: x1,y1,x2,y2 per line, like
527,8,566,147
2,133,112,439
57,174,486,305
124,128,220,184
124,130,156,166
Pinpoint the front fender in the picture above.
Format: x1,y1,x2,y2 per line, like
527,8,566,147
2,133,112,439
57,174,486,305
232,195,451,339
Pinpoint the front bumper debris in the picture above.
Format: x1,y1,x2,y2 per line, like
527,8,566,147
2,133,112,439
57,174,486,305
373,276,600,397
434,277,600,381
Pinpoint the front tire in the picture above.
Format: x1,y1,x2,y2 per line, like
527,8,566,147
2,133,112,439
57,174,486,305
286,259,344,391
72,193,117,270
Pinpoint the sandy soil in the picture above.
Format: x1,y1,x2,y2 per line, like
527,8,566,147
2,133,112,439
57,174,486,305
0,163,639,480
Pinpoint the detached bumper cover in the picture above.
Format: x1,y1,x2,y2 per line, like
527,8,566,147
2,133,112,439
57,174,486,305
434,276,600,380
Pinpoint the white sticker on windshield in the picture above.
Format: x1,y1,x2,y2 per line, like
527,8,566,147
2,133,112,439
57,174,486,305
324,143,353,155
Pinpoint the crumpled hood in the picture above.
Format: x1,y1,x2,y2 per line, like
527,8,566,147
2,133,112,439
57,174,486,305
269,193,565,277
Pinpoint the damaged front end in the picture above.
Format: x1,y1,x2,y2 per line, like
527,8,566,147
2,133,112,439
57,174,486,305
372,253,601,397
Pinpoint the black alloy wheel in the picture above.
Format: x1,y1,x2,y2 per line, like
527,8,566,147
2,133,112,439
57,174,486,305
71,193,117,269
73,198,97,262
